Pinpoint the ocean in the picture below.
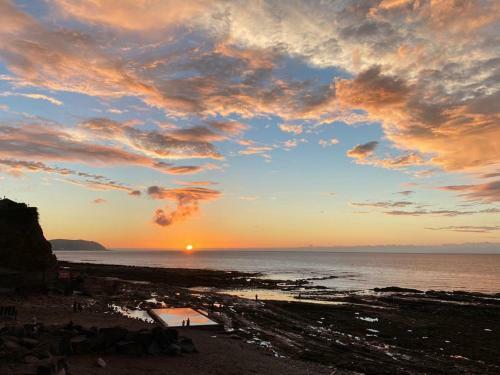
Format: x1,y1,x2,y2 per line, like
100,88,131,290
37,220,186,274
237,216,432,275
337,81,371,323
55,250,500,294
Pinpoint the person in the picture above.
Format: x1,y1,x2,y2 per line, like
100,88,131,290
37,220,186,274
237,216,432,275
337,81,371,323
182,320,185,327
186,317,190,327
255,294,258,301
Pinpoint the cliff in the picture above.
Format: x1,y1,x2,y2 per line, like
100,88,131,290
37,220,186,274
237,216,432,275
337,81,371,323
0,198,57,287
50,239,107,251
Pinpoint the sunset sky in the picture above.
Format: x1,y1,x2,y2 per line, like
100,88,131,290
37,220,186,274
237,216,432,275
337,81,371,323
0,0,499,249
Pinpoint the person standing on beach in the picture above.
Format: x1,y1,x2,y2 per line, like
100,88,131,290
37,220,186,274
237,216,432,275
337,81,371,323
186,317,190,327
182,320,185,327
255,294,258,301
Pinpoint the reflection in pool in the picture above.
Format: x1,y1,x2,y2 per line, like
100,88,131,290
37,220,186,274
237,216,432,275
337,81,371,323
150,308,219,327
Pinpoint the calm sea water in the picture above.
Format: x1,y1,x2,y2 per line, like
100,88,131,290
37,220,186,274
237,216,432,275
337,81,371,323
55,250,500,294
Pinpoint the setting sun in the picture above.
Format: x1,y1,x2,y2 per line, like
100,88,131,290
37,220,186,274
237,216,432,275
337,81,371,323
185,244,193,251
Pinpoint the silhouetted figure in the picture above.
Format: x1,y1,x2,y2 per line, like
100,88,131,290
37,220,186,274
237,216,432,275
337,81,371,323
255,294,258,301
186,317,190,327
182,320,185,327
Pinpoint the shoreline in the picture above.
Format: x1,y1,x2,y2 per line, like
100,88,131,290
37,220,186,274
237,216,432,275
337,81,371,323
2,261,499,374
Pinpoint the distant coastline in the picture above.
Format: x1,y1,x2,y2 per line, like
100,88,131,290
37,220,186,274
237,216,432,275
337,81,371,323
50,239,107,251
108,242,500,254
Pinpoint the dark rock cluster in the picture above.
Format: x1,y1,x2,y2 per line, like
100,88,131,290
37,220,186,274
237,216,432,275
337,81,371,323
0,322,196,374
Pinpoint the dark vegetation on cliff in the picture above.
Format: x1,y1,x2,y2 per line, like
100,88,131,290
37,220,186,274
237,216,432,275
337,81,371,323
50,239,107,251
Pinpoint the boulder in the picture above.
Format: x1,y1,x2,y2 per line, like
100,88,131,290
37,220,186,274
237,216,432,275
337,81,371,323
165,343,181,355
146,340,162,355
116,340,143,356
99,327,128,347
70,335,90,355
179,337,196,353
20,338,39,349
96,357,106,368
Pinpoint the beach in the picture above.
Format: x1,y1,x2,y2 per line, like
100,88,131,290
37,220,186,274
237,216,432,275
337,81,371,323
2,261,498,374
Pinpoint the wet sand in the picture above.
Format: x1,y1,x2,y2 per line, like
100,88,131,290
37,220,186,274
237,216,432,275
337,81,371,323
1,261,499,374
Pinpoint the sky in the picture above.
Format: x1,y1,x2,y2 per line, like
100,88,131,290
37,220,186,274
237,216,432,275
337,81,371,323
0,0,499,249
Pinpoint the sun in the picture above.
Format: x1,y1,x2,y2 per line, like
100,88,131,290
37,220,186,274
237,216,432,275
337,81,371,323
185,244,193,251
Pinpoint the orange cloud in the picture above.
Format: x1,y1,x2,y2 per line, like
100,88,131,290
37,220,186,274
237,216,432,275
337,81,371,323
54,0,210,31
278,124,303,135
147,186,221,226
337,67,500,172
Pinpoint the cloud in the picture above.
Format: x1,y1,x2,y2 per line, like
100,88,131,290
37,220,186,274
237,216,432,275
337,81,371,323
174,180,218,186
147,185,221,226
62,178,138,194
337,66,500,172
0,123,152,165
439,180,500,203
282,139,297,150
350,197,500,216
385,207,500,217
0,158,146,198
425,225,500,233
79,118,223,160
397,190,414,196
1,1,341,121
0,123,212,185
278,124,303,135
351,201,413,208
239,145,273,158
0,158,79,177
54,0,211,31
346,138,426,170
152,162,203,175
482,172,500,179
346,141,378,161
208,121,248,136
319,138,339,147
92,198,106,204
0,91,62,105
239,196,258,201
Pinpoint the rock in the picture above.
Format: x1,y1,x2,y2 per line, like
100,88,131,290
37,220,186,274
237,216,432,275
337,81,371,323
179,337,196,353
70,335,90,355
10,364,38,374
136,330,153,348
116,340,142,356
166,343,181,356
20,338,39,349
96,357,106,368
99,327,128,347
49,336,72,356
152,327,178,348
146,341,162,355
0,199,57,289
23,355,40,364
4,339,22,351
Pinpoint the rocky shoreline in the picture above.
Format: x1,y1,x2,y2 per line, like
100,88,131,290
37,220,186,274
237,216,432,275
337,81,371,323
1,261,499,374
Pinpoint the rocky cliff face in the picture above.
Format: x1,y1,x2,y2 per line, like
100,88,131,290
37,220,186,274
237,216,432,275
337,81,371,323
0,199,56,285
